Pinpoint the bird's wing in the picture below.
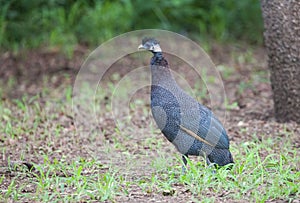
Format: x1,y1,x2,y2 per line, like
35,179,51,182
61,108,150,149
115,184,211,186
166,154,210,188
179,125,214,147
178,103,230,149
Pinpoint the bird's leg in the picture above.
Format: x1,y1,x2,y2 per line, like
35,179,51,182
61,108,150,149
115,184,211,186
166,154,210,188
198,150,214,170
182,155,188,174
205,154,216,174
206,157,212,166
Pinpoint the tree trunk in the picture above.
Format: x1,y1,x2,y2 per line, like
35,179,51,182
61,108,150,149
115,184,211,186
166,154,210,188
260,0,300,123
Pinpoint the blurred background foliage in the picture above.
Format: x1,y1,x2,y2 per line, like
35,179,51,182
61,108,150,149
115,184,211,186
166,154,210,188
0,0,263,53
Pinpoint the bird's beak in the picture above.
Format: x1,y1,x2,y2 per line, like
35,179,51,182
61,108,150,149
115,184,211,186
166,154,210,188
138,44,145,50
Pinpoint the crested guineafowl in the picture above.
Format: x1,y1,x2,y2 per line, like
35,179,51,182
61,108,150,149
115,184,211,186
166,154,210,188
138,37,234,171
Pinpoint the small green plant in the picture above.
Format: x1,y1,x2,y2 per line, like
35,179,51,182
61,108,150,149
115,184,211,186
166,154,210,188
224,99,238,110
217,65,235,80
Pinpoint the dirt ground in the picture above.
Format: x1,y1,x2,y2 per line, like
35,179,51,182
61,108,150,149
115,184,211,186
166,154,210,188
0,44,299,202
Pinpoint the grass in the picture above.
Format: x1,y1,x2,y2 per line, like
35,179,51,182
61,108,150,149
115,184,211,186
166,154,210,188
0,77,299,202
4,159,120,202
0,45,299,202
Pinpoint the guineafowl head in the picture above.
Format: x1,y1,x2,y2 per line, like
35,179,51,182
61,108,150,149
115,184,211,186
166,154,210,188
138,37,162,53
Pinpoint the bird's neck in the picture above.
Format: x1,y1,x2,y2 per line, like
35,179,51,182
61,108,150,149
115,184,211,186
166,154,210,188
150,52,176,87
150,52,165,66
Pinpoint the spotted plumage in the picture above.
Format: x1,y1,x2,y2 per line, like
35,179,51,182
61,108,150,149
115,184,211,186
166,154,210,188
138,38,234,170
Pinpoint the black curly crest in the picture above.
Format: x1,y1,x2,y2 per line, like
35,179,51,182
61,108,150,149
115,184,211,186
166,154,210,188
142,37,159,45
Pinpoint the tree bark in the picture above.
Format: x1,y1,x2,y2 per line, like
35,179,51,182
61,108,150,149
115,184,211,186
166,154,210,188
261,0,300,123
